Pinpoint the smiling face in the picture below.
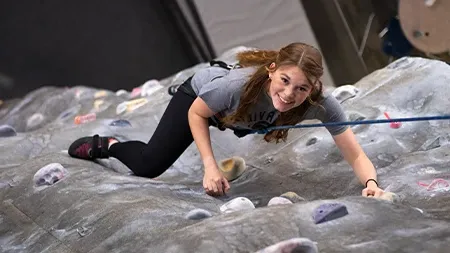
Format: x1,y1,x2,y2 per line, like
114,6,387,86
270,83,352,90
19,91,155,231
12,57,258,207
267,64,314,112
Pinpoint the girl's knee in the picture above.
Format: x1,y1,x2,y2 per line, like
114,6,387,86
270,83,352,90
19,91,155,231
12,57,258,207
131,164,168,178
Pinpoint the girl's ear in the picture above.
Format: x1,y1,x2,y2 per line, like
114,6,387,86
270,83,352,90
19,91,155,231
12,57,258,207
268,62,276,79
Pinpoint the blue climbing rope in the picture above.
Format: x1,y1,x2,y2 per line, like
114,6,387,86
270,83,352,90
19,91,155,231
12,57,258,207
250,115,450,134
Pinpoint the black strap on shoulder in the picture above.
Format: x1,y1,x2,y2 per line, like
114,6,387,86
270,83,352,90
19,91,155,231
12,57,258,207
209,60,233,70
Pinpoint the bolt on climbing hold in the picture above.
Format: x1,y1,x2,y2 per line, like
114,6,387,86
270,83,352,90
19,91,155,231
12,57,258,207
417,178,449,191
33,163,68,187
220,197,255,214
74,113,97,125
130,87,142,98
116,98,149,115
312,203,348,224
141,79,163,96
384,112,402,129
109,119,132,127
94,90,108,99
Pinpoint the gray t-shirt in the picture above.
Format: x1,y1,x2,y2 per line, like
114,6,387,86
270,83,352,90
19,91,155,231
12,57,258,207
191,66,348,136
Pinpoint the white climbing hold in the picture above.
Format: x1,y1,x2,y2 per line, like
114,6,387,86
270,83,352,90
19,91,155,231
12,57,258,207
267,197,293,206
115,89,128,97
331,85,359,102
33,163,68,187
141,79,163,97
26,113,45,129
220,197,255,214
255,237,318,253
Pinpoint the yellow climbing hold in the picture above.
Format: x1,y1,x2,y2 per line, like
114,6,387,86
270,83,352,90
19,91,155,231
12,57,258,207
94,90,108,99
280,191,305,203
94,100,104,110
218,156,246,181
116,98,149,115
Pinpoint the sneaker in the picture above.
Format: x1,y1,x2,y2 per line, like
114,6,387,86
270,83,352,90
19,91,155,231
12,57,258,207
68,134,113,160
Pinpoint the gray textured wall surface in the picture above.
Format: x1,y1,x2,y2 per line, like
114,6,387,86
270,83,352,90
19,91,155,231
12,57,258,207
1,48,450,252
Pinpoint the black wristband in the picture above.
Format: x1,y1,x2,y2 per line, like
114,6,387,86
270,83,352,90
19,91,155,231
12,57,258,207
365,179,378,187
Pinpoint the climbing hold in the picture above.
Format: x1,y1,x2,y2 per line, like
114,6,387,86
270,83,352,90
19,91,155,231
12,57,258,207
116,98,149,115
220,197,255,214
255,238,318,253
384,112,402,129
185,208,212,220
77,226,89,237
109,119,132,127
75,89,85,99
58,105,81,120
130,87,142,98
94,90,108,99
93,100,110,113
0,125,17,137
218,156,246,181
418,178,449,191
280,192,306,203
267,197,293,206
306,137,318,146
331,85,359,103
74,113,97,125
115,89,128,97
33,163,68,187
94,100,104,110
312,203,348,224
141,79,163,97
26,113,45,129
376,191,398,202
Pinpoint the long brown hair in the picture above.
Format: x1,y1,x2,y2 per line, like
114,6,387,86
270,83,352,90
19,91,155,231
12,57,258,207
222,42,325,143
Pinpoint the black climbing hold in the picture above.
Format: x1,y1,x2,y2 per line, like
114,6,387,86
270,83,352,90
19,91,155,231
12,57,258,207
109,119,132,127
306,137,317,146
312,203,348,224
168,85,179,96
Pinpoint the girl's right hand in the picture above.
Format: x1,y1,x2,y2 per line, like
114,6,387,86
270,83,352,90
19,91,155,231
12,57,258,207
203,165,230,196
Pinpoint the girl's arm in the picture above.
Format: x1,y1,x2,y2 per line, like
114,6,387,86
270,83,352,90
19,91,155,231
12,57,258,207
332,127,383,197
188,97,230,196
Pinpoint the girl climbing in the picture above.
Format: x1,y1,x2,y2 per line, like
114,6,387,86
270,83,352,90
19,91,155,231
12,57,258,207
68,42,384,197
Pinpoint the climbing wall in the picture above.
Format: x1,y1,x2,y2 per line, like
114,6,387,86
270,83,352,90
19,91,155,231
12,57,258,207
0,47,450,252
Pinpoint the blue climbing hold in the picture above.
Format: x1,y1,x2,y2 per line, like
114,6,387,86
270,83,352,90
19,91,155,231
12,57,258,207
312,203,348,224
109,119,132,127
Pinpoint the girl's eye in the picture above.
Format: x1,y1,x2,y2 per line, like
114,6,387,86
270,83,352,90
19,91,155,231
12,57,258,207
281,77,289,84
297,87,307,92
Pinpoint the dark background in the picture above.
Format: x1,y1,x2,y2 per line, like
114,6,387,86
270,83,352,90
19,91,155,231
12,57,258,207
0,0,212,100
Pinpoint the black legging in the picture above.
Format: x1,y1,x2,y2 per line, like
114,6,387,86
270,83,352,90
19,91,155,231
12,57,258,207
108,87,212,178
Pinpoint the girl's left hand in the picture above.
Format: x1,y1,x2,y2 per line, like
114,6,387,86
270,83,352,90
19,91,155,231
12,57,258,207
362,185,384,197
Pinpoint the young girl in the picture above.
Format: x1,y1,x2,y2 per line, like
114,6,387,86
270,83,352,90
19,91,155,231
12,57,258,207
68,42,384,198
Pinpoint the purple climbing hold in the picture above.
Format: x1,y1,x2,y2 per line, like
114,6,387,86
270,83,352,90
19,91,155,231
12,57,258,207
109,119,132,127
312,203,348,224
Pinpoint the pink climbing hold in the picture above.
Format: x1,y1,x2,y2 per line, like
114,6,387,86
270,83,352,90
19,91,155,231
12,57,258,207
130,87,142,98
384,112,402,129
74,113,97,125
417,178,449,191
